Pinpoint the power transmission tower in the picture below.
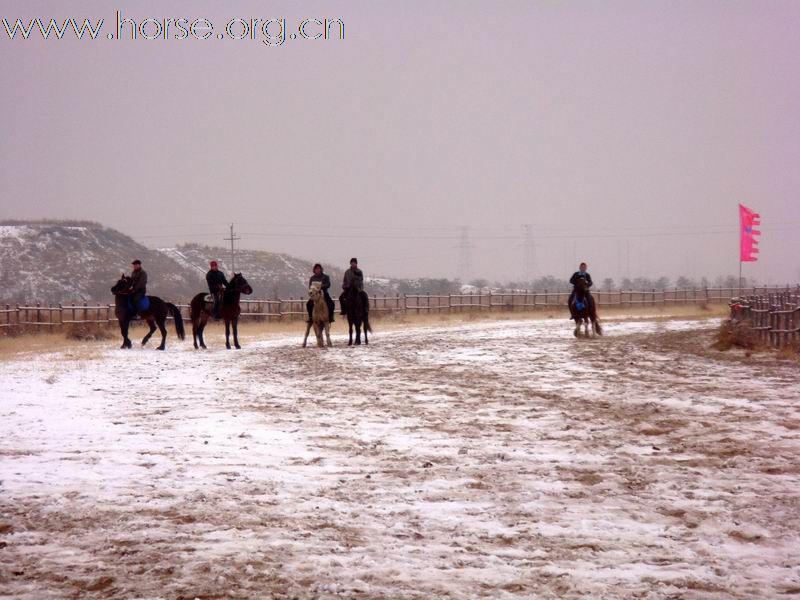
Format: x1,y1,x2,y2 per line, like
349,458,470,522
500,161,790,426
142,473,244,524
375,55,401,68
224,223,241,272
457,226,473,283
521,224,536,282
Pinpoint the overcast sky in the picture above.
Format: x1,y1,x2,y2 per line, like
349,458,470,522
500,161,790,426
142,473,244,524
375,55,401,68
1,0,798,284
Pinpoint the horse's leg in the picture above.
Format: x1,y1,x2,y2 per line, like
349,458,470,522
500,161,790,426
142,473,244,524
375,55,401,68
233,318,241,349
198,315,208,349
192,316,199,349
325,323,332,347
142,319,156,346
225,319,231,349
574,320,580,337
192,311,205,349
363,319,369,345
302,321,312,347
355,320,362,345
315,323,324,348
348,319,353,346
156,317,167,350
119,319,128,349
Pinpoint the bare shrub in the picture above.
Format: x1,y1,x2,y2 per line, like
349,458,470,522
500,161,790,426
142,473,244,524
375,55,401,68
712,319,759,351
64,323,113,342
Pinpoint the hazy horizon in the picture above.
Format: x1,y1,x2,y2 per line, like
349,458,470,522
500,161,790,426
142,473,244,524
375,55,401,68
2,1,798,285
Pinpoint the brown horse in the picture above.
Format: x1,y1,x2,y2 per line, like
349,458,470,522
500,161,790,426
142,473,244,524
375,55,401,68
569,278,602,337
303,282,332,348
189,273,253,349
111,275,185,350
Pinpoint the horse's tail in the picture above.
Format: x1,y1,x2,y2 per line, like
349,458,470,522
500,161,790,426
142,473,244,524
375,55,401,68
364,311,372,333
167,303,186,340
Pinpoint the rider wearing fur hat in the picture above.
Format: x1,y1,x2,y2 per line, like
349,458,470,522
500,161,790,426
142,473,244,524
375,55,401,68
306,263,335,324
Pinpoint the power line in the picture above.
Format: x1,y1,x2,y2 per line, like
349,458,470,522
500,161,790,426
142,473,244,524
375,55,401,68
130,223,800,242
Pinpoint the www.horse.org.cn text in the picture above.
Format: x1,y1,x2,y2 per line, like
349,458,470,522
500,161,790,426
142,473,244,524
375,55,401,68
1,12,346,47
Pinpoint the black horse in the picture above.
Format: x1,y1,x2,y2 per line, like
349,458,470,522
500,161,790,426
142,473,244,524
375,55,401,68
343,287,371,346
189,273,253,349
111,275,185,350
569,278,602,337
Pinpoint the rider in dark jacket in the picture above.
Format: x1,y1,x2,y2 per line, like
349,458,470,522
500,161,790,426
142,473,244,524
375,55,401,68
306,263,335,323
129,259,147,314
340,258,365,315
206,261,228,319
568,262,592,311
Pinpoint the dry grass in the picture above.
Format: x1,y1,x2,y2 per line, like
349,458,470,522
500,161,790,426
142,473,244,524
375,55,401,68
776,343,800,362
64,323,114,342
0,304,729,361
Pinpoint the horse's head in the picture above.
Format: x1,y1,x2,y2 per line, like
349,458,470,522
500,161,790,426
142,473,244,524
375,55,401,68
575,278,589,296
111,274,131,295
308,281,323,300
229,273,253,295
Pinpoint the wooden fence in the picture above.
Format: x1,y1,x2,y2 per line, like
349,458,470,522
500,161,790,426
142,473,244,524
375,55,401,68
730,290,800,349
1,285,797,331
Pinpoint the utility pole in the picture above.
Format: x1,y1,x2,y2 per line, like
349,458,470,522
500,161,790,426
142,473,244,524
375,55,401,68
457,226,473,283
224,223,241,272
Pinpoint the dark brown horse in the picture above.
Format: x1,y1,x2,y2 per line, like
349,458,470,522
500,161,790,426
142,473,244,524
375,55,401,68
343,287,371,346
569,278,602,337
189,273,253,349
111,275,185,350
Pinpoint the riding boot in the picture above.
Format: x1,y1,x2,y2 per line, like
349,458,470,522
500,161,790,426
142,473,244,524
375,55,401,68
306,301,313,324
212,299,221,320
325,295,335,323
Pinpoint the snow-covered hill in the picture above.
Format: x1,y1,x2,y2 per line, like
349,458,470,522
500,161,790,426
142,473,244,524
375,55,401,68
0,221,201,304
159,243,347,299
0,221,412,304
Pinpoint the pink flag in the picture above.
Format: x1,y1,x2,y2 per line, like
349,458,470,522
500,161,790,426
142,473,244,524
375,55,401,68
739,203,761,262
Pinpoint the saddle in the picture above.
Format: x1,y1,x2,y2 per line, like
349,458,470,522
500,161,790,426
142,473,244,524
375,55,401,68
127,296,150,313
571,293,592,315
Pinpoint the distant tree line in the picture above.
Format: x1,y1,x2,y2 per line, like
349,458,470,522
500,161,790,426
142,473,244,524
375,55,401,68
464,275,755,293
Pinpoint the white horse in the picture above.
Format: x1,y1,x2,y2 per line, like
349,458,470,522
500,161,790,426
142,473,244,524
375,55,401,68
302,282,332,348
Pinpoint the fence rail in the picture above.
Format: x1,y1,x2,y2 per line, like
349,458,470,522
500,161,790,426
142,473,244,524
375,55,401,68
730,290,800,349
1,286,798,331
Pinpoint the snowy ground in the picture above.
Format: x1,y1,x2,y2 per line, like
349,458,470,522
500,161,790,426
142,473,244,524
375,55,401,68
1,318,799,599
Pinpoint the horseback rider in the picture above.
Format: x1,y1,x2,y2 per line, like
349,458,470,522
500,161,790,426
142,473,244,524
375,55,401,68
206,260,228,320
306,263,335,324
568,261,593,313
129,259,148,315
340,257,365,315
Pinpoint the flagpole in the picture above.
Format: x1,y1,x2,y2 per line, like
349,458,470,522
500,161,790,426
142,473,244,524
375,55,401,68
738,203,743,297
738,260,742,296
